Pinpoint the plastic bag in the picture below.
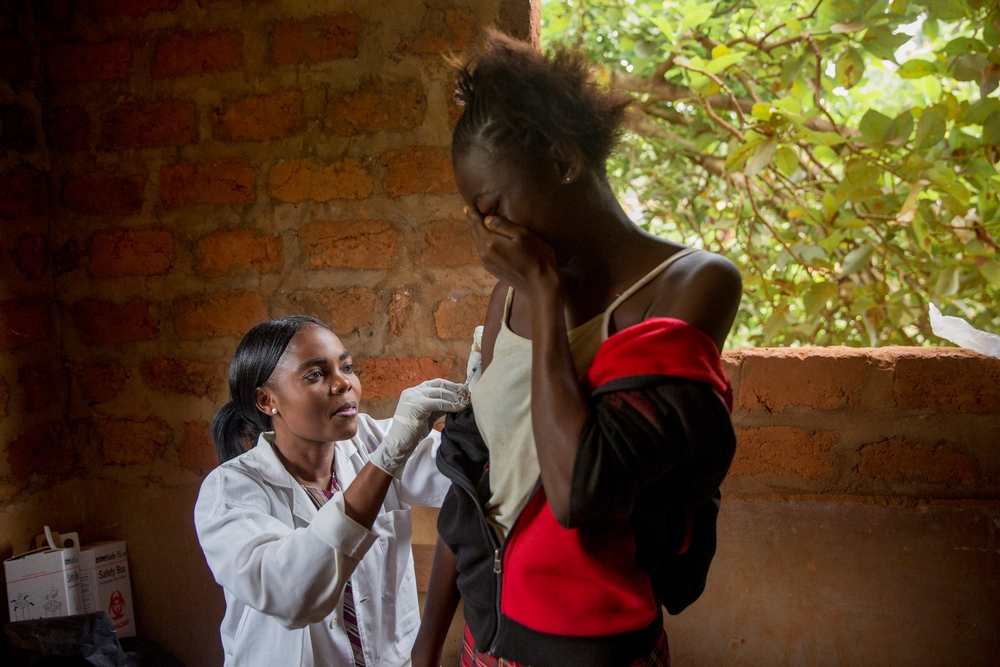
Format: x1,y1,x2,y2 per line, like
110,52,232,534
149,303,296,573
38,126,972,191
4,612,137,667
929,303,1000,358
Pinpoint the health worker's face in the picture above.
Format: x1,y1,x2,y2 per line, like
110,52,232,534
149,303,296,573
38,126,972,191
257,326,362,445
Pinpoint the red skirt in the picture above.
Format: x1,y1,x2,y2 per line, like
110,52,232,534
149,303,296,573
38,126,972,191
459,625,670,667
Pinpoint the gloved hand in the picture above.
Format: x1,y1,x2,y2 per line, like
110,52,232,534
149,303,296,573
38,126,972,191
465,326,484,391
369,378,469,478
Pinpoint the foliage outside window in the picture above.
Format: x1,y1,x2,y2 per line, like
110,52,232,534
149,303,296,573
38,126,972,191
541,0,999,346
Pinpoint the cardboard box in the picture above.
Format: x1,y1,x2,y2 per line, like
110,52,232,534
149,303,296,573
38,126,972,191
78,540,136,638
4,528,83,622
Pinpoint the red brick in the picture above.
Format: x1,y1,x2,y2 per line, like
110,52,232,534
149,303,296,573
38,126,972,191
0,35,31,82
179,422,217,471
20,364,60,412
0,104,37,151
327,79,426,135
92,0,178,16
357,357,453,401
54,239,82,275
14,234,50,280
153,30,243,79
0,299,53,350
381,146,457,198
398,6,476,54
268,158,372,202
0,167,46,219
212,90,305,141
64,171,143,215
738,351,868,411
389,288,413,337
435,295,489,340
195,229,282,277
859,437,979,486
299,220,397,269
729,426,839,480
100,100,196,150
161,160,254,208
893,351,1000,413
285,288,381,335
422,219,478,266
46,107,90,152
272,13,360,65
88,230,174,277
79,363,128,404
98,417,172,465
71,299,159,345
43,40,132,81
8,423,72,478
173,290,268,341
141,357,225,399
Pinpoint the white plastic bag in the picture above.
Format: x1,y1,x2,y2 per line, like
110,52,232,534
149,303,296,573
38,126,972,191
929,303,1000,359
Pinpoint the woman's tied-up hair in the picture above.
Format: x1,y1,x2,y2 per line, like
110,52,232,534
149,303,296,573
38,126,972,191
211,315,331,464
451,29,632,176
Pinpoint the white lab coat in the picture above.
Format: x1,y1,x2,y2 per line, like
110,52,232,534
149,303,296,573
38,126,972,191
194,415,451,666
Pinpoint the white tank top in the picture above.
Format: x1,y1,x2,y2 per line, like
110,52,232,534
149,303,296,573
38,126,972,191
470,247,698,540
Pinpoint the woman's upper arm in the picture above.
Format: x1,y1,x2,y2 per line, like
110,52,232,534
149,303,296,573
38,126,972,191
480,280,508,371
195,469,377,628
650,253,742,349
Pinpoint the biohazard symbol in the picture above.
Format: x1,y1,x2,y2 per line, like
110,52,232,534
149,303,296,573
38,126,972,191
109,591,126,621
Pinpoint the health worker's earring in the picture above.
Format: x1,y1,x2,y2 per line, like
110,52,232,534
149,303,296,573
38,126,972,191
271,408,278,415
563,175,572,183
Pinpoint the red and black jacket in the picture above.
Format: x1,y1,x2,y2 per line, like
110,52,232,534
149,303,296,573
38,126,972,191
436,318,736,667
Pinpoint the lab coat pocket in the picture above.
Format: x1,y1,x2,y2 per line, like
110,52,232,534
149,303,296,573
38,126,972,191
372,506,418,644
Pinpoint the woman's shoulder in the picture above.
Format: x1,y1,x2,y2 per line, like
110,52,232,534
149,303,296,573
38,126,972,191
647,248,742,349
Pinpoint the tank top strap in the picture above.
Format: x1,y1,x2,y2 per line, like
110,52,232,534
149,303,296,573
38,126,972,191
601,247,699,339
502,285,515,325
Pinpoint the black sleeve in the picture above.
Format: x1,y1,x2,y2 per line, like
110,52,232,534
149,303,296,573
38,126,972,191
565,377,735,528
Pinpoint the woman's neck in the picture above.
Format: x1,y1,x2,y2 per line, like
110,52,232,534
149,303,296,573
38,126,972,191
271,431,336,490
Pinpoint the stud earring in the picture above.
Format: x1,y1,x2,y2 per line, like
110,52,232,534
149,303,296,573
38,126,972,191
271,408,277,415
563,175,572,183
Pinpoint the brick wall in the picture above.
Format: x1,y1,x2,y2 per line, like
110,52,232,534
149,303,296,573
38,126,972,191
1,1,521,665
2,1,997,666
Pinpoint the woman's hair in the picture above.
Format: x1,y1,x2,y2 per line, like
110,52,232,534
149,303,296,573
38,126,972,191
211,315,331,464
452,30,631,175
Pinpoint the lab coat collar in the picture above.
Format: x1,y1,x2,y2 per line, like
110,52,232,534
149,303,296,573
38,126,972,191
246,431,366,525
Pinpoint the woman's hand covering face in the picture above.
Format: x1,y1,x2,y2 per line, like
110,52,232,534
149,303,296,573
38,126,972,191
465,206,560,297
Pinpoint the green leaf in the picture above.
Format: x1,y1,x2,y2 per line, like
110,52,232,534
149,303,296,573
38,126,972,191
888,110,914,145
898,59,937,78
983,64,1000,99
836,47,865,89
680,7,713,32
859,109,894,144
952,53,989,82
797,244,828,262
803,282,837,316
942,37,988,56
705,52,746,74
774,146,799,175
935,265,961,296
841,244,874,274
978,260,1000,288
921,0,972,22
744,136,779,177
963,98,1000,125
897,180,928,222
983,112,1000,146
862,26,911,61
915,109,947,148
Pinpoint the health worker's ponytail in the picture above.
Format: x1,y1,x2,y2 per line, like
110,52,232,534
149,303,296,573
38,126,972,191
211,315,330,464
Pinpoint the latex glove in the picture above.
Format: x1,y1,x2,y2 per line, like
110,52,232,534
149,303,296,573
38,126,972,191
465,326,484,391
369,379,469,478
